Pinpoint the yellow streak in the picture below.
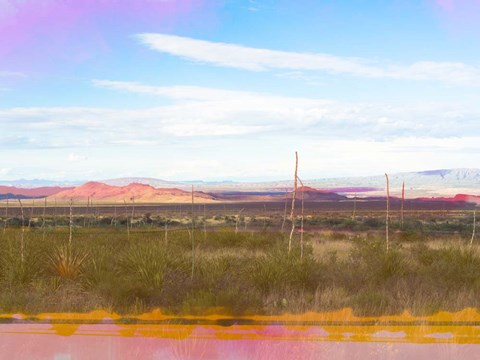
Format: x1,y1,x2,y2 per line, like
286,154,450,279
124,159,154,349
2,308,480,343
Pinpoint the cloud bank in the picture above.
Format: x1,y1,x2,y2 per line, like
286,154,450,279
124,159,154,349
0,81,478,151
1,82,478,180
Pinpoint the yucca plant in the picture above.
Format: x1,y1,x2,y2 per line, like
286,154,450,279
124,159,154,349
470,210,476,247
17,198,25,263
48,244,89,280
235,208,244,234
288,151,298,253
191,185,195,280
296,176,305,260
203,204,207,241
123,199,130,240
401,181,405,228
352,192,357,221
118,243,168,289
3,198,9,234
42,197,47,240
281,192,288,233
385,173,390,253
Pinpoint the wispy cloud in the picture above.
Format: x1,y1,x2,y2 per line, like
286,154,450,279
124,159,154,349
92,80,261,101
0,81,477,152
93,80,479,137
137,33,480,86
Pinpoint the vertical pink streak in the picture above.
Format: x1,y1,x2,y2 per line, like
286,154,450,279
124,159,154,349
0,0,206,70
431,0,480,31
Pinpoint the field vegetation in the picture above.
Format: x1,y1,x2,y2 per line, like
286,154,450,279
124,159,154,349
0,208,478,316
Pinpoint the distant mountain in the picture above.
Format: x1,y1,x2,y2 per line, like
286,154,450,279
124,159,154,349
294,186,347,201
418,194,480,205
0,186,71,199
0,194,43,200
50,182,216,203
305,168,480,197
100,168,479,197
102,177,236,187
366,168,480,187
207,186,347,202
101,177,178,188
3,168,479,198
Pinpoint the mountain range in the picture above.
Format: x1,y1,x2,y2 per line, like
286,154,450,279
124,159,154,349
102,168,480,197
50,182,216,203
0,169,478,202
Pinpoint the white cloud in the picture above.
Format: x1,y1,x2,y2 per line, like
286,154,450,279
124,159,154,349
0,82,478,156
137,33,480,85
92,80,260,101
1,132,479,181
0,168,10,177
93,80,479,137
300,136,480,179
68,153,88,162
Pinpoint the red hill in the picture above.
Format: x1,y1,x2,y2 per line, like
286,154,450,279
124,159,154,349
417,194,480,204
50,182,216,203
0,186,70,198
293,186,347,201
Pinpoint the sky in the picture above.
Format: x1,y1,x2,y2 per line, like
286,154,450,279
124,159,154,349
0,0,479,182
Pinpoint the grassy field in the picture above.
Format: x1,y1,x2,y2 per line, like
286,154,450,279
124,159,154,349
0,209,478,316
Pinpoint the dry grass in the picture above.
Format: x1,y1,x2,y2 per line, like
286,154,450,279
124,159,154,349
0,214,479,316
311,235,355,262
314,287,350,311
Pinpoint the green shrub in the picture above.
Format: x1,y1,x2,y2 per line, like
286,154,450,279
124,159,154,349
250,247,322,294
349,238,408,286
0,236,43,285
117,243,168,290
415,246,480,290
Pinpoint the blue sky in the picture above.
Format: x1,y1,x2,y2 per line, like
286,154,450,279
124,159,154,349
0,0,479,181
